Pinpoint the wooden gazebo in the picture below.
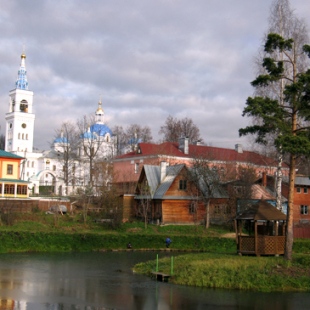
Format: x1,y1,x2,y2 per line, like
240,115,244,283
235,200,287,256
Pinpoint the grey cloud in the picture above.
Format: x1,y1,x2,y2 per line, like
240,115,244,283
0,0,309,150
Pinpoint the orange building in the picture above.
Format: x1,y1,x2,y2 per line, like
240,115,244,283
0,150,29,198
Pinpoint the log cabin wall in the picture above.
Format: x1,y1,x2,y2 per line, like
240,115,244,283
161,200,205,224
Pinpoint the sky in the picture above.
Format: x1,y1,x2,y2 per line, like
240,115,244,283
0,0,309,151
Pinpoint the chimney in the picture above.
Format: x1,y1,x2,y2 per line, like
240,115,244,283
235,144,243,154
160,161,167,182
195,139,203,146
262,172,267,187
179,137,189,155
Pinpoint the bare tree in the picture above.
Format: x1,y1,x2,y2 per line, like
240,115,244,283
112,124,153,154
53,121,79,194
97,184,123,229
112,125,127,156
186,156,224,229
77,115,113,186
135,180,152,229
126,124,153,151
0,134,5,150
92,160,114,196
159,115,202,143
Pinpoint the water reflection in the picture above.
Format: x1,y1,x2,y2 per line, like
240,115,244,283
0,252,308,309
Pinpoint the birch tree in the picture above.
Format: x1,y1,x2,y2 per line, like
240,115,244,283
239,33,310,260
254,0,309,210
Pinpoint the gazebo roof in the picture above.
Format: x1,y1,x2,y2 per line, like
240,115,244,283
236,200,287,221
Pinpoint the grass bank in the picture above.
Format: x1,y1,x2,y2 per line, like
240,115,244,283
0,230,237,253
133,252,310,292
0,212,236,253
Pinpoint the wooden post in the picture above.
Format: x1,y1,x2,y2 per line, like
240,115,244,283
254,221,258,255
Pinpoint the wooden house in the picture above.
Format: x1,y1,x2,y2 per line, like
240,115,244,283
134,162,228,225
0,150,29,198
235,200,287,256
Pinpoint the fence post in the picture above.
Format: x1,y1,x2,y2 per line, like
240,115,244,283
156,254,158,272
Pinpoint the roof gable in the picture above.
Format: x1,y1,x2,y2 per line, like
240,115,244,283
153,164,185,199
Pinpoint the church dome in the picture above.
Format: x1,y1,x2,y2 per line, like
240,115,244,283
53,136,68,144
90,123,112,137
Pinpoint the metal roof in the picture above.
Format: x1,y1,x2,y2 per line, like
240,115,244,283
153,164,184,199
143,165,160,196
294,176,310,186
0,178,29,184
0,150,24,159
139,163,228,200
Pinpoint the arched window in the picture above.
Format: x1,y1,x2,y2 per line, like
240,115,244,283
20,100,28,112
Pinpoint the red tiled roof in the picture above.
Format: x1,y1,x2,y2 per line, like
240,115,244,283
115,142,286,168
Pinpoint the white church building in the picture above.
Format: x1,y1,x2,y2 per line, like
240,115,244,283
5,53,115,196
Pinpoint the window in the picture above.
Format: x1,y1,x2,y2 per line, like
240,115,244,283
179,180,187,190
304,187,308,194
134,163,139,174
17,185,27,195
189,202,196,214
4,184,14,194
297,187,301,193
214,205,221,214
53,165,56,171
300,205,308,215
7,164,13,175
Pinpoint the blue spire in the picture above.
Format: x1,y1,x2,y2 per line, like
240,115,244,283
15,53,28,90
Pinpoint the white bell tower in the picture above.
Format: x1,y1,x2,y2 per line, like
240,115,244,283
5,52,35,154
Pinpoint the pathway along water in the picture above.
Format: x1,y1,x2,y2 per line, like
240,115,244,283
0,251,308,309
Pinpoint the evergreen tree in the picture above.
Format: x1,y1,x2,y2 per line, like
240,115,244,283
239,33,310,260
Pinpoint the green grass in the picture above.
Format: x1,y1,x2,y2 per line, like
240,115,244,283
134,252,310,292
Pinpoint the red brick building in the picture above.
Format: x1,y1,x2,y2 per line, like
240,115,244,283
113,138,289,194
282,176,310,225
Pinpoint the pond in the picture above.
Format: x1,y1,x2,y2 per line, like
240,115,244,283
0,251,309,309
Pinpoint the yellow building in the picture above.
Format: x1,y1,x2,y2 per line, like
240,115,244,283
0,150,29,198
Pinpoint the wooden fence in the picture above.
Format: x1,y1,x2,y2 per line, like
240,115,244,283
294,227,310,239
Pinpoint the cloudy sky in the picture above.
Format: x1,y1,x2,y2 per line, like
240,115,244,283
0,0,309,151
